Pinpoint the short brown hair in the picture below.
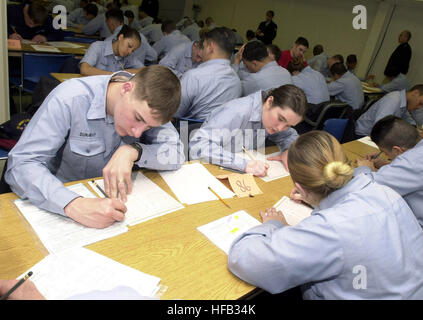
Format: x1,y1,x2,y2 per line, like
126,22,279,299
263,84,307,118
130,65,181,123
28,2,49,25
287,57,305,74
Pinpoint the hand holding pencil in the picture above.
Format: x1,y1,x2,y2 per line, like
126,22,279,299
0,272,45,300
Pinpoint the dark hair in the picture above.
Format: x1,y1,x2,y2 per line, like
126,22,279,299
287,57,305,74
313,44,323,56
295,37,309,48
27,2,48,25
242,41,268,62
346,54,357,64
263,84,307,118
267,10,275,18
197,20,204,28
84,3,98,17
330,62,347,76
117,25,141,43
266,44,281,62
124,10,134,19
161,20,176,34
105,8,124,24
403,30,412,41
201,27,236,58
246,30,255,40
409,84,423,95
331,54,344,64
130,65,181,123
370,115,420,150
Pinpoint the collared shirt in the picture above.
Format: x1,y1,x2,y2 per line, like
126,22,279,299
153,30,191,59
139,16,154,28
228,173,423,299
5,71,185,217
80,39,144,72
68,7,90,28
328,71,364,110
356,138,423,226
292,66,330,104
189,91,298,171
159,41,200,79
239,61,293,97
82,13,111,38
278,50,308,69
107,25,158,64
175,58,242,121
140,23,163,44
380,73,411,93
182,23,201,42
308,52,329,76
355,90,413,136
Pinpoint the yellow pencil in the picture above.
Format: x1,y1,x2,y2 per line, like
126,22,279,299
208,186,231,209
242,146,255,161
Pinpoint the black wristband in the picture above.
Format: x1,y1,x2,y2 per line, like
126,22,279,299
130,142,142,162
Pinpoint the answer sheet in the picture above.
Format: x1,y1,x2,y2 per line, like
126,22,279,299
273,196,313,226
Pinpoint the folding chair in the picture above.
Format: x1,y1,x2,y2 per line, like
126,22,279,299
303,101,351,131
0,148,11,194
323,118,349,142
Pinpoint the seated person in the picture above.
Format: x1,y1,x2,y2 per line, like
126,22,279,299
153,20,191,60
159,41,203,79
80,25,144,76
328,62,364,110
68,1,98,29
138,10,154,28
246,29,257,42
82,8,128,39
139,18,163,45
308,44,329,75
228,130,423,299
287,58,330,105
370,65,411,93
278,36,309,69
355,85,423,137
175,27,242,121
321,54,344,79
7,1,64,42
266,44,281,62
356,116,423,226
346,54,357,75
189,85,307,175
233,41,292,97
181,19,201,42
124,9,141,30
5,66,185,229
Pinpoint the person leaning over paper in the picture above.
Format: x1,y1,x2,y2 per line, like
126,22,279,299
5,66,185,229
228,131,423,299
189,84,307,177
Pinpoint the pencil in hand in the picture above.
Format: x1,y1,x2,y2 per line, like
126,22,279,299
0,271,33,300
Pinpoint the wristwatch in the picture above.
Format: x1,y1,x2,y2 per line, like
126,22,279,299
130,142,143,162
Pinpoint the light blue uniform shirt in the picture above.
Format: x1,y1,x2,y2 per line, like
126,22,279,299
355,90,415,136
140,23,163,44
175,58,242,121
5,71,185,217
82,14,111,38
67,8,90,28
308,52,329,77
238,61,293,97
182,23,201,42
107,25,158,65
153,30,191,59
228,173,423,299
328,71,364,110
159,41,199,79
189,91,298,171
356,138,423,226
380,73,411,93
80,39,144,71
292,66,330,104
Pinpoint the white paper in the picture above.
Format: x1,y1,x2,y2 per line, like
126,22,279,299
88,172,184,226
30,45,61,52
197,210,261,254
14,183,128,254
46,41,83,48
235,150,290,182
358,136,379,149
159,163,235,205
19,247,161,300
273,196,313,226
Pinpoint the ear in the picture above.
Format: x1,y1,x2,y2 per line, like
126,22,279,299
392,145,406,156
294,182,308,198
120,81,133,96
265,95,274,108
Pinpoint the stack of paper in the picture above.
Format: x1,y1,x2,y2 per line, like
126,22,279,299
235,149,290,182
357,136,379,149
30,45,61,52
46,41,84,48
19,247,161,300
159,163,235,205
88,172,184,226
14,183,128,254
197,210,261,254
273,196,313,226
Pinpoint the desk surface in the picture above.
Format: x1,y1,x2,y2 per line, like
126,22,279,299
8,41,90,56
51,73,83,82
0,144,371,300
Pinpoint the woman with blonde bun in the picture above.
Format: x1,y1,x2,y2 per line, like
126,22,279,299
228,131,423,299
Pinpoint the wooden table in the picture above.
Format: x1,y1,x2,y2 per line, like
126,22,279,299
0,144,371,300
51,73,83,82
8,41,90,57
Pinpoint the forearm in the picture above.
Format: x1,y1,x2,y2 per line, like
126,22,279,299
80,63,113,76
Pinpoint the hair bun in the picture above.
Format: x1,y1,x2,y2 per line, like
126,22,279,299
323,161,353,189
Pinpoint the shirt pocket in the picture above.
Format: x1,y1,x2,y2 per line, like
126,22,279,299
69,137,105,157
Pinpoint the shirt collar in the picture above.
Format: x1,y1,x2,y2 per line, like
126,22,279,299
104,39,115,57
87,71,134,121
316,173,373,211
400,89,407,109
198,58,230,68
261,60,278,71
249,91,264,122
